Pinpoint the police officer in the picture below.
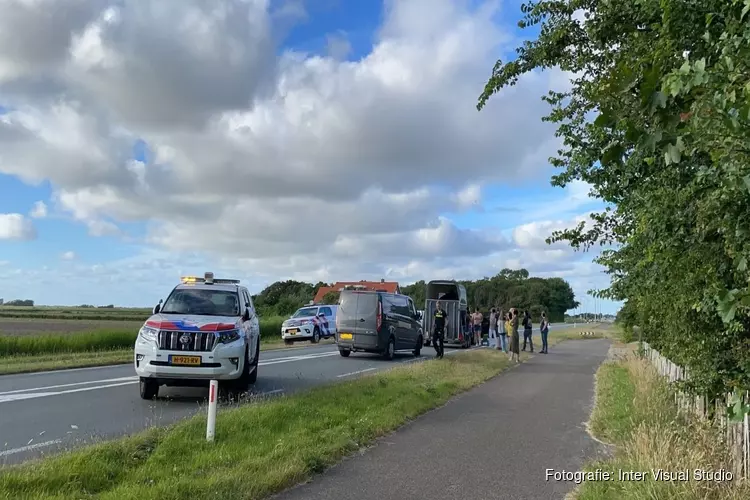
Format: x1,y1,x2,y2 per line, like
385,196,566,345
433,301,447,358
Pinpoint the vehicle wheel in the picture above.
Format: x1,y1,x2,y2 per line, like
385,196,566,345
339,348,351,357
383,337,395,361
413,336,422,357
247,337,260,384
425,338,431,347
139,378,159,400
284,339,293,345
311,328,320,344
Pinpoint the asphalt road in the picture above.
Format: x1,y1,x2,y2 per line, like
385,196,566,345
274,338,611,500
0,323,573,467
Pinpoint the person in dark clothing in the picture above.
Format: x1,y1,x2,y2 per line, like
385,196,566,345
521,310,534,352
433,301,447,358
540,312,550,354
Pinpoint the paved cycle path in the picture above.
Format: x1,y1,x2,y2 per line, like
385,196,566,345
274,338,611,500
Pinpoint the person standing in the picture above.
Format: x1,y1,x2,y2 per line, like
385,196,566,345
509,308,520,363
540,312,550,354
497,308,508,353
433,301,447,358
521,310,534,352
488,308,498,347
471,308,483,346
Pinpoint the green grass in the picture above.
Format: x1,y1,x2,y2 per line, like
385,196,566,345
0,349,514,500
573,355,750,500
0,350,135,375
0,317,286,356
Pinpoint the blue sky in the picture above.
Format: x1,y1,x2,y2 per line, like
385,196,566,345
0,0,618,313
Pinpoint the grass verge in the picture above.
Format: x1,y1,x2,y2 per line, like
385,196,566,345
0,338,337,376
573,355,750,500
1,349,514,500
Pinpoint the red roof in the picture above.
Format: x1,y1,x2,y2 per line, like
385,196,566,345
313,281,400,303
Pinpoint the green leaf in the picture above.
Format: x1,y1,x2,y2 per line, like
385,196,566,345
666,143,681,164
743,175,750,193
694,58,706,73
738,257,748,272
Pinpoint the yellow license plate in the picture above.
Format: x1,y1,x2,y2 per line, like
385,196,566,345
339,333,353,340
169,355,201,366
288,328,299,334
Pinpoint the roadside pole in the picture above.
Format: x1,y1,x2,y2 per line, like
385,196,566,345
207,379,218,442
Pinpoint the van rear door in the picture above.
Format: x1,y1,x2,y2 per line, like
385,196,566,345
337,291,379,337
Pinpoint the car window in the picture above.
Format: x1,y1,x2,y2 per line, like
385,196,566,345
407,298,417,316
320,306,333,317
161,289,240,316
292,307,319,318
390,295,410,316
381,294,395,315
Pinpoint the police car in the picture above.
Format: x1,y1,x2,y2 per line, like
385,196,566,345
281,304,337,344
134,272,261,400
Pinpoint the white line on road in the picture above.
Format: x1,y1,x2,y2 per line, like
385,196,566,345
336,367,378,378
0,376,138,396
0,439,64,457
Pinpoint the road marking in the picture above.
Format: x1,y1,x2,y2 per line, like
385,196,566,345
336,367,378,378
259,351,339,366
0,439,64,457
0,376,138,396
0,381,139,404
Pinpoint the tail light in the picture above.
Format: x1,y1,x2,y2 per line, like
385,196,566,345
376,300,383,332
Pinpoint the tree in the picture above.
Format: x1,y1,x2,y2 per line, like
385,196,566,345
478,0,750,401
320,291,340,305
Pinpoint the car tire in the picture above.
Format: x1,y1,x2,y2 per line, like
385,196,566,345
413,335,422,357
383,337,395,361
311,328,320,344
139,377,159,400
339,348,351,357
247,337,260,384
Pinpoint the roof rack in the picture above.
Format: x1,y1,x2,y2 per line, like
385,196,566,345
180,272,240,285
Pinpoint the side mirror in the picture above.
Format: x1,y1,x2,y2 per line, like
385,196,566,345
416,311,423,320
153,299,162,315
242,308,251,322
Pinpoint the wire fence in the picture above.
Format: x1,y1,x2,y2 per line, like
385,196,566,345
642,342,749,480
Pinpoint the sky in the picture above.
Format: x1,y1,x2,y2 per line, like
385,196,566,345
0,0,620,314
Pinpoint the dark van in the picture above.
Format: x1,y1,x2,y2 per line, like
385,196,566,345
335,290,423,360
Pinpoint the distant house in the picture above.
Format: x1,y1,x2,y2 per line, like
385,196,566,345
313,279,401,303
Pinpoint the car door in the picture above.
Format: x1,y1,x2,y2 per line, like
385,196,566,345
390,295,412,349
407,297,420,344
318,306,334,338
242,288,259,358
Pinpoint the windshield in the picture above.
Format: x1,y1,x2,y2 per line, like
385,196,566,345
292,307,318,318
160,288,240,316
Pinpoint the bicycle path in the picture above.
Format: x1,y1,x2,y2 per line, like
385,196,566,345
274,338,611,500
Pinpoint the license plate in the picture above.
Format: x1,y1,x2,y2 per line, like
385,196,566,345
169,355,201,366
288,328,299,334
339,333,353,340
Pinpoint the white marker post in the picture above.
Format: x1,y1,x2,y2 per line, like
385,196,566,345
206,379,218,442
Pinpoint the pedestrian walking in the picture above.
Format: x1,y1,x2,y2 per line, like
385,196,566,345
540,312,550,354
521,310,534,352
509,308,520,363
489,308,498,347
471,308,483,346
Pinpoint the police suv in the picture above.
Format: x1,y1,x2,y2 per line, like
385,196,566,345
281,304,338,344
134,272,261,400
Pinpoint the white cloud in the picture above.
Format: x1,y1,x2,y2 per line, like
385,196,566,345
0,213,37,240
29,200,47,218
61,250,76,260
0,0,619,312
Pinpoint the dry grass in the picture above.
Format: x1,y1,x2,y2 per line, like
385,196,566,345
575,354,750,499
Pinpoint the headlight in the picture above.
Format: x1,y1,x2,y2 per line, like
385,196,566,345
138,326,158,341
301,319,313,325
216,329,241,344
